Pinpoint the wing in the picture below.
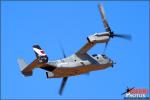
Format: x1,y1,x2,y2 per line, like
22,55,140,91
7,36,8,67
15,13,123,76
76,33,109,55
76,42,96,55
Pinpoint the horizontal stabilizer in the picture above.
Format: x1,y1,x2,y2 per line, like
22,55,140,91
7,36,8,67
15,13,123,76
17,58,38,76
17,58,28,71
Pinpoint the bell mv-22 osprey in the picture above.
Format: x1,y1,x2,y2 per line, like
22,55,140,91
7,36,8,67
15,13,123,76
17,4,131,95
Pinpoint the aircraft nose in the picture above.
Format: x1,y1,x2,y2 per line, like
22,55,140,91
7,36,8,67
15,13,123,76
109,59,116,68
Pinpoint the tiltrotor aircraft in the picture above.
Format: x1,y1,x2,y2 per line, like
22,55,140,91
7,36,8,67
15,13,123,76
18,4,131,95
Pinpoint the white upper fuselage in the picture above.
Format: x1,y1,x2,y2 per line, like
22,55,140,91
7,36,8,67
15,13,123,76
48,53,112,68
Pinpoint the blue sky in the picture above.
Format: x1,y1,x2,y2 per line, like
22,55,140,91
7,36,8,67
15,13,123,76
1,1,149,99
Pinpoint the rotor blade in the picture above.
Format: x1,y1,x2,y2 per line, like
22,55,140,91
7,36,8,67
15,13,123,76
130,87,135,91
59,77,68,95
113,34,132,40
58,42,66,58
127,86,129,89
121,91,127,95
103,41,108,53
98,4,111,32
103,36,111,54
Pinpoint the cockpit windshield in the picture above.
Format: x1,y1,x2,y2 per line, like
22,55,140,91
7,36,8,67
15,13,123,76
102,54,107,59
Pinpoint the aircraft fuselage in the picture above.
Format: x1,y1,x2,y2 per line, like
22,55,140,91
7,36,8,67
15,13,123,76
45,54,113,78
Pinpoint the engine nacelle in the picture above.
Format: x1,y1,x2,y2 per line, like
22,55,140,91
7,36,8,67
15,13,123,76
87,32,110,43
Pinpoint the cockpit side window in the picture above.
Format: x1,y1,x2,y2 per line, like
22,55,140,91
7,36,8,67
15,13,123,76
92,54,97,57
